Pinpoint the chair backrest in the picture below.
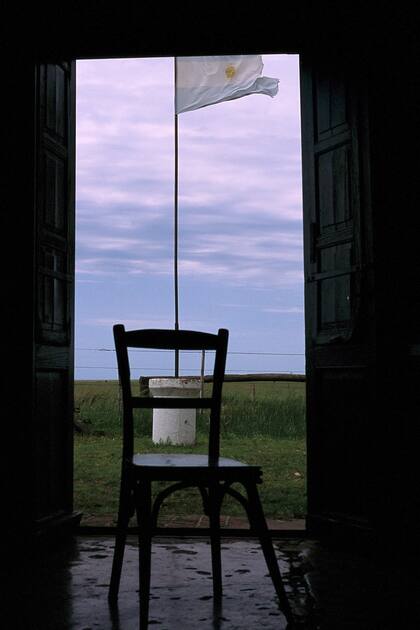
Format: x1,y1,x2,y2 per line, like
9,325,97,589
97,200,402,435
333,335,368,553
113,325,229,462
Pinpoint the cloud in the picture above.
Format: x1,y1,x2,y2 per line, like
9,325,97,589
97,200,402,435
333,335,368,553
76,55,303,290
81,316,174,328
77,235,161,252
76,255,172,277
262,306,304,314
179,259,303,287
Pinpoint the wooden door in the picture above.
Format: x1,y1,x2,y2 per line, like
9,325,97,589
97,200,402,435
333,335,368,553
33,62,79,531
300,54,376,539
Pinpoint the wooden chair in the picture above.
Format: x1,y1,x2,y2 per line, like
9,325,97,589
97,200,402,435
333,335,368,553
108,324,294,627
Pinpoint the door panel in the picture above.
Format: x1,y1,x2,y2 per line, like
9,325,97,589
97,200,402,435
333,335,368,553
301,55,375,536
314,367,372,520
33,61,77,527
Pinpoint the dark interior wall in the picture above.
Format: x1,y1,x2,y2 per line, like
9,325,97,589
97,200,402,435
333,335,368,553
4,3,397,60
1,3,419,554
367,42,420,546
1,55,37,539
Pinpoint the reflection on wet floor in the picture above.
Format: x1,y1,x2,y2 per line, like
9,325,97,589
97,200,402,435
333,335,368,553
5,535,412,629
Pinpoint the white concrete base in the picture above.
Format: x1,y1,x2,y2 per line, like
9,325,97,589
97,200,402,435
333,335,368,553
149,377,201,445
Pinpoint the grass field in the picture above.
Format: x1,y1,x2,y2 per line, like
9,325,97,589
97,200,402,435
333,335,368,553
74,379,307,524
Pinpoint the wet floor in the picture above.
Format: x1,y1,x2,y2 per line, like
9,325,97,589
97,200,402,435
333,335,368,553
4,535,414,629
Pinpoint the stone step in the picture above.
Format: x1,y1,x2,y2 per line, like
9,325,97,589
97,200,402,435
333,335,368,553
80,513,305,530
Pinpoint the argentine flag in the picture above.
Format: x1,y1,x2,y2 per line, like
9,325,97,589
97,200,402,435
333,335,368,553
175,55,279,114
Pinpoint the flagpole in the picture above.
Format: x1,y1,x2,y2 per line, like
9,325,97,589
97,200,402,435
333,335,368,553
174,57,180,377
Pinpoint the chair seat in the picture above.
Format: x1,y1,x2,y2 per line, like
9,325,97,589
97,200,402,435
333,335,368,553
131,453,262,481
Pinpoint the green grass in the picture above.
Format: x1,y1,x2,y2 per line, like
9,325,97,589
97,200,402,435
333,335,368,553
74,379,306,439
74,380,306,522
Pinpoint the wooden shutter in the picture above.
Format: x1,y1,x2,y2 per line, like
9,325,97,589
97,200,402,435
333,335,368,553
300,54,375,537
33,62,79,529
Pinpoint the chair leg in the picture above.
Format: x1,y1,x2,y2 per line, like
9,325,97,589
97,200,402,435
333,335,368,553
208,482,223,601
245,482,294,625
109,482,131,602
136,480,153,629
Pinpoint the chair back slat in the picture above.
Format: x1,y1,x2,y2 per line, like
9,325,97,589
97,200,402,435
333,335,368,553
113,324,229,462
124,328,221,350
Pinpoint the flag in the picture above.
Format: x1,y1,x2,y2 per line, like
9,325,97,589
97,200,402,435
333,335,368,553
175,55,279,114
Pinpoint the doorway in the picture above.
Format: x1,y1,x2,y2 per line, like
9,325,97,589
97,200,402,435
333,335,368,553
73,55,306,528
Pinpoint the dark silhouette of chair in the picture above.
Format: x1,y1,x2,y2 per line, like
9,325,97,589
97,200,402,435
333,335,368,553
108,324,294,627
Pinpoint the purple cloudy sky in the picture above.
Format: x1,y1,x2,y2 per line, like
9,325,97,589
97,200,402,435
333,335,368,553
75,55,304,379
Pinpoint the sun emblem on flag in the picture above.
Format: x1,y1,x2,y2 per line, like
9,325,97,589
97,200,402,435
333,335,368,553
225,64,236,80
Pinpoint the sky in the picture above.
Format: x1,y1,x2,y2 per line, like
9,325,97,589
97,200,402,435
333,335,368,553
75,55,304,380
